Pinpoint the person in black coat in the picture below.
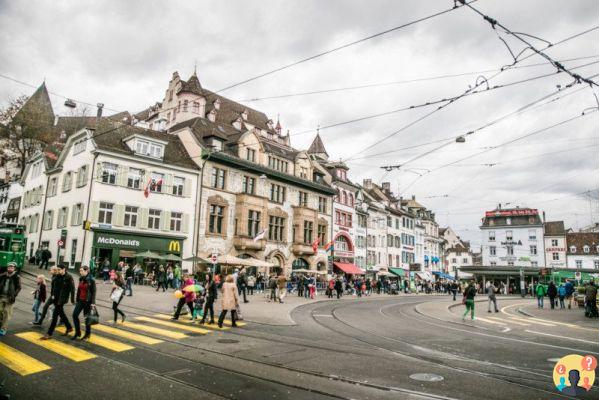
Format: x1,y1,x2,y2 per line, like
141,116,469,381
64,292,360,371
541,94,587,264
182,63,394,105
334,277,343,299
199,274,217,325
0,262,21,335
41,265,74,340
547,281,558,310
71,266,96,340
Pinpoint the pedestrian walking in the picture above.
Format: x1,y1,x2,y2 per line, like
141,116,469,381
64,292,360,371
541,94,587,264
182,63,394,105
462,281,477,321
585,279,597,318
39,248,51,270
451,281,458,301
199,274,217,325
547,281,558,310
125,264,134,296
0,262,21,335
237,271,248,303
111,272,126,323
536,283,546,309
277,273,287,303
217,275,239,328
71,266,96,340
155,266,167,292
41,265,75,340
31,274,46,324
327,277,335,299
268,274,277,302
487,281,498,313
173,264,182,289
558,283,566,309
172,274,195,320
247,274,256,296
33,267,60,326
166,266,174,289
102,259,110,283
335,277,343,299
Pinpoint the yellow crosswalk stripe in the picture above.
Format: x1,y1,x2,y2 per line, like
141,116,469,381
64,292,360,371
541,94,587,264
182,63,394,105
15,332,96,362
135,316,210,334
0,342,51,376
509,316,555,327
476,317,507,325
93,323,163,345
117,321,187,339
153,314,230,331
54,327,134,352
218,319,246,327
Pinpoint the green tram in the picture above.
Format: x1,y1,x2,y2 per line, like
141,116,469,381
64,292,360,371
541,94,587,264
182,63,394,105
0,224,27,270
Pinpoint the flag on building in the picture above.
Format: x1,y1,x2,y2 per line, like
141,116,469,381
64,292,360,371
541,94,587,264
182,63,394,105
324,240,334,253
144,178,163,198
311,238,320,252
253,228,267,242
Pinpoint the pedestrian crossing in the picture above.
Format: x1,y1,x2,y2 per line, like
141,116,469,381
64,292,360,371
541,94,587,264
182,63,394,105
475,314,558,328
0,315,246,377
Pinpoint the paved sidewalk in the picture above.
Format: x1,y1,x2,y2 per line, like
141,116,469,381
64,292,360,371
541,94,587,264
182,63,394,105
518,301,598,328
20,263,415,325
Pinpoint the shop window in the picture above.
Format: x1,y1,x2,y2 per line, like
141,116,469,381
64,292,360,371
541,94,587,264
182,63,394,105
98,202,114,224
208,204,225,235
101,163,117,184
127,168,142,189
172,176,184,196
124,206,138,227
268,216,285,241
148,209,161,229
170,212,182,232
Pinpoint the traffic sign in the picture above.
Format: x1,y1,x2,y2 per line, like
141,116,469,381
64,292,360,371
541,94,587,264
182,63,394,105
211,253,218,264
57,240,64,248
575,271,582,281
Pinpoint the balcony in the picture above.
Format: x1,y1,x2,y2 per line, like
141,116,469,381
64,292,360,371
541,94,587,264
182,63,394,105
233,236,265,251
292,243,315,256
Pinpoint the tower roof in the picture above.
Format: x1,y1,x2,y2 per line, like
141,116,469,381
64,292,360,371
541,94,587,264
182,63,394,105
178,72,203,96
307,133,328,158
15,82,55,126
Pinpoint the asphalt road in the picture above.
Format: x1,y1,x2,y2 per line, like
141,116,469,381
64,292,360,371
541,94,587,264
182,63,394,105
2,275,598,400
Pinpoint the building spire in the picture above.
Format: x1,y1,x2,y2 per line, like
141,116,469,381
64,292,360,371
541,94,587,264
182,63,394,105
275,114,282,134
307,129,329,160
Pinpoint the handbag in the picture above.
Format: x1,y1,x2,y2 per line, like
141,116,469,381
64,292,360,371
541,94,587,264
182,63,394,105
86,305,100,325
111,287,124,302
235,303,244,320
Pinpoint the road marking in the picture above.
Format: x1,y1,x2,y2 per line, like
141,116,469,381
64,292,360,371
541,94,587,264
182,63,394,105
135,316,210,334
500,302,528,315
219,319,246,327
312,314,334,318
116,321,187,339
494,317,530,326
526,330,599,346
508,316,555,326
54,327,134,352
93,323,163,345
153,314,230,331
15,332,96,362
475,317,507,325
0,342,51,376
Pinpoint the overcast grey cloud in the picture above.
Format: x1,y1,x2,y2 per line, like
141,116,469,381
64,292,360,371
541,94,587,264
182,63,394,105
1,0,598,247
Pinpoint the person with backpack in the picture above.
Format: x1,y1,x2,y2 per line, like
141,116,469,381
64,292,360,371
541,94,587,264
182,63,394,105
462,281,477,321
557,283,567,309
0,262,21,336
41,264,74,340
536,283,547,309
71,266,96,340
39,248,52,270
564,280,575,309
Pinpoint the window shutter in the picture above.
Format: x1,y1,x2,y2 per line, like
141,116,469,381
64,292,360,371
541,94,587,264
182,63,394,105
162,210,170,231
182,214,190,233
63,208,69,228
183,178,192,198
118,166,129,187
81,164,89,186
71,205,77,225
89,201,99,223
79,204,85,225
139,208,149,229
165,174,174,194
114,205,125,226
95,162,104,180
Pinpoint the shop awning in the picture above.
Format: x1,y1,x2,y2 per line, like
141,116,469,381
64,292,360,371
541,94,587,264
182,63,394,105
415,271,433,281
334,262,364,275
388,268,406,278
432,271,455,280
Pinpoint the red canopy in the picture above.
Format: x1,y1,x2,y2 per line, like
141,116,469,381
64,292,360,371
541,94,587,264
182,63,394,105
333,262,365,275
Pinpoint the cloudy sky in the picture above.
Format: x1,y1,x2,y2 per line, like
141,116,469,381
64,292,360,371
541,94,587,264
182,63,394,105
1,0,599,248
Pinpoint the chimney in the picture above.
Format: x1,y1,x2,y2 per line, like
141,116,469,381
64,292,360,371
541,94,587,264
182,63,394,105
382,182,391,193
363,179,372,189
96,103,104,119
412,195,415,200
542,211,546,223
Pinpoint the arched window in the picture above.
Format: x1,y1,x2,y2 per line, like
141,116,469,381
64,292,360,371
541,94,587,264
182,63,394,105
292,258,309,270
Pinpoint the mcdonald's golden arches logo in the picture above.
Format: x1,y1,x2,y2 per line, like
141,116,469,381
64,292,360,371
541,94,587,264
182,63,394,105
168,240,181,252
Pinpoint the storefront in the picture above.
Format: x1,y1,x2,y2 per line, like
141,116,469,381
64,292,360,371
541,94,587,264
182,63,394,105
91,230,185,270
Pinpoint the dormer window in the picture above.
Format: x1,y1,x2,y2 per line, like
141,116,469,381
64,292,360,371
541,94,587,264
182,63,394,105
135,139,164,158
208,109,217,122
570,246,577,253
213,99,221,110
337,169,346,181
207,137,223,151
241,109,248,121
583,245,590,253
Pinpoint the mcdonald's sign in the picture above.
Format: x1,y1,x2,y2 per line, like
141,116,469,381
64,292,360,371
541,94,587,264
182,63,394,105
168,240,181,252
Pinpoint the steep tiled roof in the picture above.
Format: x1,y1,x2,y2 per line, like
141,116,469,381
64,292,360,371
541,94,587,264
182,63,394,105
261,141,298,161
178,72,204,96
307,133,328,157
544,221,566,236
566,232,599,255
15,82,55,128
169,117,236,143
